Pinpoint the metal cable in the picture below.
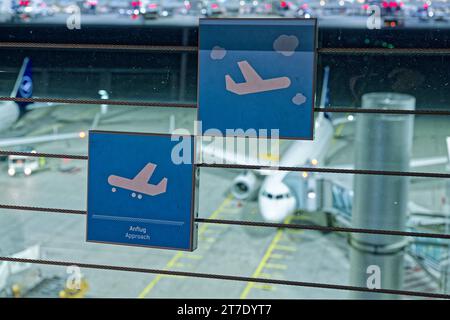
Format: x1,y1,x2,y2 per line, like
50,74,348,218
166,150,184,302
0,97,197,109
0,150,87,160
1,97,449,116
0,256,448,299
2,204,450,240
1,42,449,55
318,47,450,55
0,42,197,52
198,163,450,179
0,151,448,178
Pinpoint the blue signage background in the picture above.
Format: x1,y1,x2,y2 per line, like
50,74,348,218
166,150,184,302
87,131,197,251
199,19,316,140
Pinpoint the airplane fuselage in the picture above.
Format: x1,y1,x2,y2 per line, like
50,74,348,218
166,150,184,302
0,101,20,132
257,116,335,222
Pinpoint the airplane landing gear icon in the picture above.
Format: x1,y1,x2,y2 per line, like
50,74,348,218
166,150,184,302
107,162,168,199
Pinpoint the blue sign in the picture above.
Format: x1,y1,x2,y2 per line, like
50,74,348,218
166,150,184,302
87,131,198,251
198,19,317,140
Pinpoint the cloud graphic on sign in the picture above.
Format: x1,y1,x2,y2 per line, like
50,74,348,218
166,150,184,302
210,46,227,60
292,93,307,106
273,35,299,57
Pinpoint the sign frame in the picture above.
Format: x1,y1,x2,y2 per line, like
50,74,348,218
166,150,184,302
86,130,199,252
197,17,318,141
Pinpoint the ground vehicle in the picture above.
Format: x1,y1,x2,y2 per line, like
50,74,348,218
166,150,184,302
7,149,46,177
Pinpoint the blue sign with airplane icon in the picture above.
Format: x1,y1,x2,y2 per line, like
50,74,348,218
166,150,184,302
87,131,198,251
198,19,317,140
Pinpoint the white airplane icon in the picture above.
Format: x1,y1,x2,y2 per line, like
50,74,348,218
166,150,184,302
225,60,291,95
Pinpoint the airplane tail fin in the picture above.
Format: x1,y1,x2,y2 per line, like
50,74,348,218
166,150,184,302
319,66,331,123
10,57,33,113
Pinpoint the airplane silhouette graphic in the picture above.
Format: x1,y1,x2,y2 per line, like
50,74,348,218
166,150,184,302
225,60,291,95
108,162,168,199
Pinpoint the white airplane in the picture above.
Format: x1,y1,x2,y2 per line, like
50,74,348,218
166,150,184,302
0,58,88,150
225,60,291,95
201,66,450,225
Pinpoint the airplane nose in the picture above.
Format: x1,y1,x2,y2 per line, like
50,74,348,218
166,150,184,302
259,197,293,223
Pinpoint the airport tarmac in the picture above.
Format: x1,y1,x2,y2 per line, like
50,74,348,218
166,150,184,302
0,103,447,298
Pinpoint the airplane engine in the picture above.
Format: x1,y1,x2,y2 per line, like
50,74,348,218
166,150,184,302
231,171,261,200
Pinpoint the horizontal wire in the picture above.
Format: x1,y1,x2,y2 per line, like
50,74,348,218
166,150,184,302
198,163,450,179
318,47,450,55
0,97,197,108
0,256,448,299
0,42,197,52
1,42,449,55
316,107,450,116
0,150,448,178
0,150,87,160
1,97,449,116
1,204,450,240
196,218,450,240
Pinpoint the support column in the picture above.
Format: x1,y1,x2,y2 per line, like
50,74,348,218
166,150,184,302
349,92,415,299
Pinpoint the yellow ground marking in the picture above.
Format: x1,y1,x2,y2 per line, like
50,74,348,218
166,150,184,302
253,284,275,291
273,245,296,252
265,263,287,270
138,194,233,298
268,253,285,260
240,216,293,299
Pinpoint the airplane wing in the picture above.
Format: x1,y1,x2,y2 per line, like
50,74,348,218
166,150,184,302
26,102,66,111
0,131,86,148
199,137,279,174
410,156,448,168
238,61,263,83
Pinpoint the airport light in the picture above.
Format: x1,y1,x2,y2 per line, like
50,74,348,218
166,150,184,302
307,191,316,199
79,131,87,139
7,168,15,177
311,158,318,166
24,167,32,176
347,114,354,121
319,0,326,5
302,172,308,178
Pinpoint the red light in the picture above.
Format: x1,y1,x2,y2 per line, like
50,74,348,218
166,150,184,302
423,3,429,9
301,3,308,9
131,1,140,6
280,1,287,8
389,1,397,8
399,1,404,7
390,21,396,27
148,3,157,8
382,1,388,8
19,0,29,6
362,4,369,10
211,3,218,8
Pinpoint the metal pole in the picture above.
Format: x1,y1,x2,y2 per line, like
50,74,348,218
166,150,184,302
349,92,415,299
